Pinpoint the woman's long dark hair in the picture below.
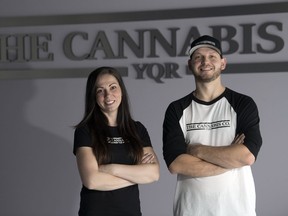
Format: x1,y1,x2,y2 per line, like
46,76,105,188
76,67,144,165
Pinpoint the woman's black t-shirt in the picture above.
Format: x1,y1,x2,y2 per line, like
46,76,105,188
73,121,152,216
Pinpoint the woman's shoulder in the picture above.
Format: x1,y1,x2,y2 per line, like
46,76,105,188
133,120,146,130
75,124,89,132
133,121,150,136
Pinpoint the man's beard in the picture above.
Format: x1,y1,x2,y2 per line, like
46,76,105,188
194,69,221,83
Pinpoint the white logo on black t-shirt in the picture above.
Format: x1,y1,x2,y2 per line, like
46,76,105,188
107,137,125,144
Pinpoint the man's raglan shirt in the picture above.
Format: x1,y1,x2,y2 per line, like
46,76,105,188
163,88,262,216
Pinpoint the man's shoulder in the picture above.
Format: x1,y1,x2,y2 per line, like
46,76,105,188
225,88,257,109
225,88,254,101
169,92,194,107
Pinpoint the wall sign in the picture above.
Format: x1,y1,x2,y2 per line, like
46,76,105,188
0,2,287,82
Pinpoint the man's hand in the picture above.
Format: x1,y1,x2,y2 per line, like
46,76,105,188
231,133,245,145
186,143,202,156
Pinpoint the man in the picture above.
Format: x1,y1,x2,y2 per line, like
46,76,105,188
162,35,262,216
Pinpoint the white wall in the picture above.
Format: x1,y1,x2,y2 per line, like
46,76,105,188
1,1,288,216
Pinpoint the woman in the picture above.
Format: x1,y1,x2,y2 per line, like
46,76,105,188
73,67,160,216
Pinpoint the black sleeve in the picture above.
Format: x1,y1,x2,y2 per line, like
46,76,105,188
162,102,187,168
73,125,92,155
236,95,262,159
135,121,152,148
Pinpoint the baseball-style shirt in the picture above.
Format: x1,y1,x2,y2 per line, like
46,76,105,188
163,88,262,216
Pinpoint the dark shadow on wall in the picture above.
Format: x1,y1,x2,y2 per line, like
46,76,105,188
0,79,80,216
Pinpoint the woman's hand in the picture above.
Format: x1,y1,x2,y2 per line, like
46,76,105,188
141,152,155,164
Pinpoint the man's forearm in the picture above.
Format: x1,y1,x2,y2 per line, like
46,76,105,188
187,143,255,169
169,154,229,177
